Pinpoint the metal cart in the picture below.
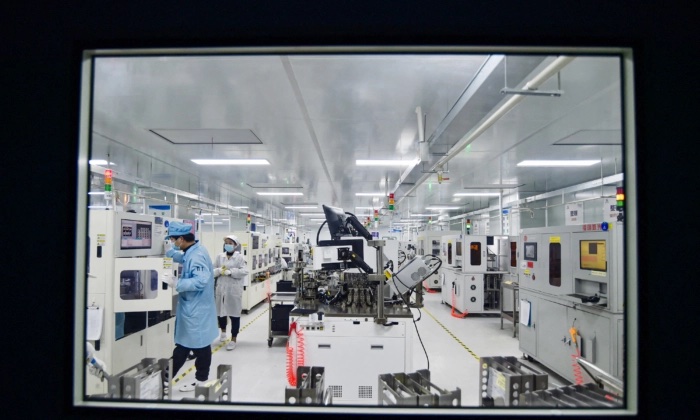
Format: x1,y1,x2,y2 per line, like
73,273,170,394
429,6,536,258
268,291,296,347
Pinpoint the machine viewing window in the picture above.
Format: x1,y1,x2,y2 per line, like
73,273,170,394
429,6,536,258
523,242,537,261
470,242,481,266
456,241,462,256
119,269,159,300
549,243,561,287
431,240,440,255
510,242,517,267
447,242,452,265
252,235,259,249
120,219,152,250
580,240,607,271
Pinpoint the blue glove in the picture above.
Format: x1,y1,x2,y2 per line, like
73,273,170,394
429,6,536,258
165,248,177,258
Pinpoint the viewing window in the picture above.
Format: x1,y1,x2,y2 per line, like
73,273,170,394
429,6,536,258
470,242,481,266
549,243,561,287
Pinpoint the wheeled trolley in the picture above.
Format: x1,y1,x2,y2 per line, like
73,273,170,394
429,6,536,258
268,291,296,347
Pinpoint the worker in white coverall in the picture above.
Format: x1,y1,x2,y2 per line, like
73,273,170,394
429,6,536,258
213,235,249,350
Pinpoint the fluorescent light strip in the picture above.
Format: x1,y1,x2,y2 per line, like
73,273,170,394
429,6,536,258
191,159,270,165
285,206,318,209
425,206,461,210
299,213,325,216
232,206,248,209
453,193,500,197
354,207,379,210
462,184,523,189
309,218,327,221
356,159,420,166
410,213,439,217
89,160,116,165
517,160,600,167
355,193,385,197
257,192,303,196
88,192,105,195
199,213,219,216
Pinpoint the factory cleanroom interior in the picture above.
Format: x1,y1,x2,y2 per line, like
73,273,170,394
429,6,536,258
76,47,637,415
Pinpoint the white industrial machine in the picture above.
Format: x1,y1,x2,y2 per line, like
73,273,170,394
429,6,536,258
416,230,460,289
85,210,178,396
233,231,280,312
440,235,509,314
517,223,625,384
287,205,441,405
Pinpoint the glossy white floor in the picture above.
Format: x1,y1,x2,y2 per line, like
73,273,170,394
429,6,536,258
168,287,567,407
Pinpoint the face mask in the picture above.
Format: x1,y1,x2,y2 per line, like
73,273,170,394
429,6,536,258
224,244,234,253
171,240,180,251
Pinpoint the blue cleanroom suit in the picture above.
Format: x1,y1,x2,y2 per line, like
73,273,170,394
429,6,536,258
172,241,218,348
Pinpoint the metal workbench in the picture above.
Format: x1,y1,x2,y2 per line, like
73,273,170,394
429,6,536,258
500,281,519,337
268,291,296,347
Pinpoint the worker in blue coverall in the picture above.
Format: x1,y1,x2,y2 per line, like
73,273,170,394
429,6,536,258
162,221,219,392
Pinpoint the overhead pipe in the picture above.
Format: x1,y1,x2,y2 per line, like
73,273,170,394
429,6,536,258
393,107,426,192
396,56,575,205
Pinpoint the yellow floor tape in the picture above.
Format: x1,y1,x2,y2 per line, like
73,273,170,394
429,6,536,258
173,307,270,383
423,307,480,361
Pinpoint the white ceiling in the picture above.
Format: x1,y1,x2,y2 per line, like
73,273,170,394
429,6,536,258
88,50,625,224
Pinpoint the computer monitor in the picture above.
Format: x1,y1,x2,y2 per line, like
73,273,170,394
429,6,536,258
580,239,607,271
322,205,351,239
322,204,373,241
120,219,153,250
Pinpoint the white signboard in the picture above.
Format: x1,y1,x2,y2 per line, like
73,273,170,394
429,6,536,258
603,198,619,223
565,203,584,225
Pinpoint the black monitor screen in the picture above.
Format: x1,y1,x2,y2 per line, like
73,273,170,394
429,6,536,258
323,204,350,239
120,219,152,250
524,242,537,261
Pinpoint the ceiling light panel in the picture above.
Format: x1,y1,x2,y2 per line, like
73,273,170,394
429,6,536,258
453,193,500,196
517,160,600,167
256,192,303,196
191,159,270,165
356,159,420,166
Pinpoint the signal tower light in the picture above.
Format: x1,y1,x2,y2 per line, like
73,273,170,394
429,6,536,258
388,193,395,211
616,187,625,221
466,219,471,234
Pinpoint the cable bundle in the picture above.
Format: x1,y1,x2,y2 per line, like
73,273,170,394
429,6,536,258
285,321,305,386
422,280,438,293
569,326,584,385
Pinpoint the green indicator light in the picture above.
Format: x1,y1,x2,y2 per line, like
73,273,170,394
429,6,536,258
465,144,471,153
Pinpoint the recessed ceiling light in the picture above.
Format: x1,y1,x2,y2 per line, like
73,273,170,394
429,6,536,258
355,159,420,166
517,160,600,167
462,184,523,189
453,193,500,196
256,192,303,196
191,159,270,165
